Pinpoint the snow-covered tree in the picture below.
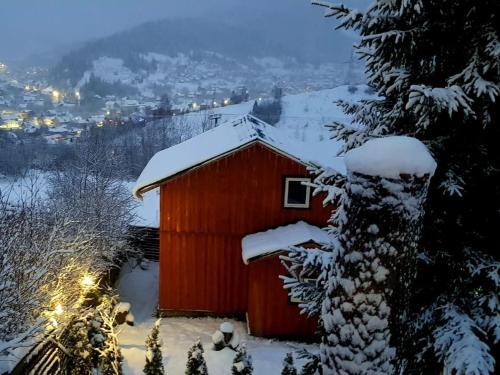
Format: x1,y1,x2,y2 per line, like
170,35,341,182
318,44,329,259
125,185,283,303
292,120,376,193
296,349,321,375
144,319,165,375
231,343,253,375
0,168,132,366
281,352,298,375
64,319,94,374
185,340,208,375
47,134,136,267
304,1,500,374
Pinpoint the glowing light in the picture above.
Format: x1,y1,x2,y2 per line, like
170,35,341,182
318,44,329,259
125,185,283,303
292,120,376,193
75,91,80,98
52,90,61,100
54,304,64,315
223,98,230,106
0,121,21,130
81,274,95,288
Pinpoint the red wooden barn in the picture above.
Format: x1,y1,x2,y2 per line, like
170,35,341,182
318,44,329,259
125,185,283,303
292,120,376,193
133,115,334,340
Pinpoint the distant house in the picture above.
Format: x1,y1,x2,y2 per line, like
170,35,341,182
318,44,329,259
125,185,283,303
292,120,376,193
133,115,335,340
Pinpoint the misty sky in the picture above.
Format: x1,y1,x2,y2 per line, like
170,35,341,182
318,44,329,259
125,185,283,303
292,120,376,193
0,0,367,61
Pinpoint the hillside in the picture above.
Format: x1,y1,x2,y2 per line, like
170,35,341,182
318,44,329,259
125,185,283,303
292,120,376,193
49,18,364,99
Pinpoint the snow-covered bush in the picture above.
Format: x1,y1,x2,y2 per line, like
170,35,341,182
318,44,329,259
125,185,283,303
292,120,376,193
0,137,135,362
281,352,297,375
144,319,165,375
185,340,208,375
61,292,123,375
231,343,253,375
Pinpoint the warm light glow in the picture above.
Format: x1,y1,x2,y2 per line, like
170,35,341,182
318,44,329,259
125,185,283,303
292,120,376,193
43,118,55,126
52,90,61,100
81,274,95,288
75,91,80,98
54,304,64,315
0,121,21,130
223,98,230,106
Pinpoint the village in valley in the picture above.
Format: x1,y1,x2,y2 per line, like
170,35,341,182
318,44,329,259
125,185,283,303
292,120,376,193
0,1,499,375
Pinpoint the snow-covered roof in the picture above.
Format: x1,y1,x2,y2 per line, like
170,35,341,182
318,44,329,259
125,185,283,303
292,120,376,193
133,114,336,198
344,136,437,179
241,221,331,264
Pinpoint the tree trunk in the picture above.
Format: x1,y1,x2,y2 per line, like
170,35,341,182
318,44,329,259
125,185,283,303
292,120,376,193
321,168,433,374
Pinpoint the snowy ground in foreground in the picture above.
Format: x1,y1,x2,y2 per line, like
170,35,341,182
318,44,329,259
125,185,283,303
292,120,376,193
117,261,318,374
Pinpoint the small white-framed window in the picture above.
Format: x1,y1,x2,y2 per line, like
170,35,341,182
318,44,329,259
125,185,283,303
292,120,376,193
283,177,311,209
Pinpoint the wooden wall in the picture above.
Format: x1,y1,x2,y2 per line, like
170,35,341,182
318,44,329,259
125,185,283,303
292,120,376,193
159,142,330,315
247,253,318,340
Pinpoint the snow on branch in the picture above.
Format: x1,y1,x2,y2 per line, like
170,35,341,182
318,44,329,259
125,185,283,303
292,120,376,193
434,304,495,375
311,1,364,29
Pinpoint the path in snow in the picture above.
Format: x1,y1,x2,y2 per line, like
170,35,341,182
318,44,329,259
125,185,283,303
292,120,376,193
116,261,318,374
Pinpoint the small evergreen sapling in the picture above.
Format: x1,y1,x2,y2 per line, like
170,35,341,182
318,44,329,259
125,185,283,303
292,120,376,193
144,319,165,375
185,339,208,375
296,349,321,375
231,343,253,375
64,319,93,374
282,353,298,375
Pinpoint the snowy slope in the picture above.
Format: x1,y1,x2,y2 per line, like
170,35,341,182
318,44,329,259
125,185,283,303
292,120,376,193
171,84,375,145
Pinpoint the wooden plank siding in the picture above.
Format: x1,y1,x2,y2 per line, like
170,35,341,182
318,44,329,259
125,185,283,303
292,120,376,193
248,254,318,340
159,142,330,315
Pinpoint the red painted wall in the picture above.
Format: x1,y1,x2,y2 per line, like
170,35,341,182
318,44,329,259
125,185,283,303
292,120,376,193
247,253,318,340
159,142,330,321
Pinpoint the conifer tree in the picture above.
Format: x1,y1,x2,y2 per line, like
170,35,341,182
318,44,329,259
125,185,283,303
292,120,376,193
185,339,208,375
286,1,500,374
231,343,253,375
281,353,298,375
144,319,165,375
64,319,93,374
296,349,321,375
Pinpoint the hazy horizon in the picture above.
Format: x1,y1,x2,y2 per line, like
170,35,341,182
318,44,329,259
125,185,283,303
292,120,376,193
0,0,368,62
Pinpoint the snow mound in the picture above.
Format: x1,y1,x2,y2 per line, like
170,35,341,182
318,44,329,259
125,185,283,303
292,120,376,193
344,136,437,179
220,322,234,334
242,221,331,264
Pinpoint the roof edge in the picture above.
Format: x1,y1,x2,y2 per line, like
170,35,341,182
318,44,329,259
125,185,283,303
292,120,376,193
133,138,314,199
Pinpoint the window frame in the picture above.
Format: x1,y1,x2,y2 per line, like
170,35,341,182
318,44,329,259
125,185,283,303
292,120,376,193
283,176,312,209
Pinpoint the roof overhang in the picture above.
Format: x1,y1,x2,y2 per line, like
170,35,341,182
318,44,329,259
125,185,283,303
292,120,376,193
133,138,314,199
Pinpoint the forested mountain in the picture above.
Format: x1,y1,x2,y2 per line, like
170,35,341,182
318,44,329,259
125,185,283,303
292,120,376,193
49,17,359,95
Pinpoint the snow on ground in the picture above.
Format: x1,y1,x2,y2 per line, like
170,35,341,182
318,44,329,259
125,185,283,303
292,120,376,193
117,261,318,374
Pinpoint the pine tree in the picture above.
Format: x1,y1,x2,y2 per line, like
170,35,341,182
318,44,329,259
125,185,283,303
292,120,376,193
231,343,253,375
281,353,297,375
64,319,94,375
302,1,500,374
296,349,321,375
185,339,208,375
143,319,164,375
